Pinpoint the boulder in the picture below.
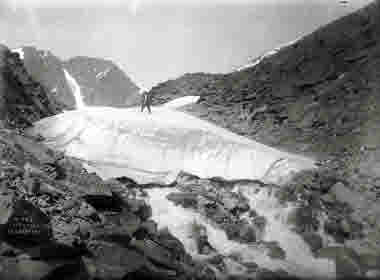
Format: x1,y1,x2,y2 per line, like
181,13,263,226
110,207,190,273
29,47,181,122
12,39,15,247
317,246,362,277
167,192,198,208
287,205,318,233
0,257,57,280
84,240,146,279
264,241,286,260
301,232,323,254
330,182,364,210
224,222,256,243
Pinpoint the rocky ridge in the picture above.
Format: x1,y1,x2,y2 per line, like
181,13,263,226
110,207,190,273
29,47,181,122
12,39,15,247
64,56,141,107
16,46,76,110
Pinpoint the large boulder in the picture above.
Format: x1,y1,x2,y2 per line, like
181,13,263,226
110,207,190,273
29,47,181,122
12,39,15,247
316,246,362,277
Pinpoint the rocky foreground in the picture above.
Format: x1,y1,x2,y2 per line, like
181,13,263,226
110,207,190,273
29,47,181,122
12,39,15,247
0,3,380,278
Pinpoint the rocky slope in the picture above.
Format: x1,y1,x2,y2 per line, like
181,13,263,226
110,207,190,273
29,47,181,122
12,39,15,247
64,56,141,107
150,1,380,174
0,44,217,280
148,1,380,276
0,46,62,128
13,46,76,110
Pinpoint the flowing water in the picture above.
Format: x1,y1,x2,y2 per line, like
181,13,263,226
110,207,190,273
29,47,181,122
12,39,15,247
28,99,336,278
63,69,85,109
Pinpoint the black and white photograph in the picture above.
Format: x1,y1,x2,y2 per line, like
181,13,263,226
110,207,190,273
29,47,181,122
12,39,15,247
0,0,379,279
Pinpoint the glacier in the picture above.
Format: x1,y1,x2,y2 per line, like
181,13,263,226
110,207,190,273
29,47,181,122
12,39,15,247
28,103,336,278
161,95,200,109
29,105,315,185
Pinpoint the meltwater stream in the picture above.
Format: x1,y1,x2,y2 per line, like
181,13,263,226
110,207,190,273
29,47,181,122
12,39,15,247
28,104,335,279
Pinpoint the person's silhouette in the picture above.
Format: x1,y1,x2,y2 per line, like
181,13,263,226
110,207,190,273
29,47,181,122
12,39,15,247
140,91,152,114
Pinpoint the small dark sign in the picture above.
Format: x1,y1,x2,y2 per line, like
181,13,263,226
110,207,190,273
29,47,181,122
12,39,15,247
5,200,51,243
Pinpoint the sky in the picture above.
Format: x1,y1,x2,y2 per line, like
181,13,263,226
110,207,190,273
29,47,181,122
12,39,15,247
0,0,373,89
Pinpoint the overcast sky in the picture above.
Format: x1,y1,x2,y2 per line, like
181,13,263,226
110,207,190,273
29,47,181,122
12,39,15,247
0,0,373,89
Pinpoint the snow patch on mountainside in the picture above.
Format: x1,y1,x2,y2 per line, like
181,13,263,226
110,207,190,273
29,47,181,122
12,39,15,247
236,37,301,71
161,95,200,109
12,48,24,60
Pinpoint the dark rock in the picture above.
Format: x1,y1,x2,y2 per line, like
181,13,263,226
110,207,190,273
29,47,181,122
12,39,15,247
330,182,363,209
324,218,347,243
24,241,86,260
4,199,52,244
91,210,141,241
359,253,380,271
18,46,76,109
0,257,57,280
82,194,122,212
167,192,198,208
317,246,362,277
84,240,146,279
264,241,286,260
301,232,323,254
287,206,318,233
251,216,267,241
175,171,200,186
224,222,256,243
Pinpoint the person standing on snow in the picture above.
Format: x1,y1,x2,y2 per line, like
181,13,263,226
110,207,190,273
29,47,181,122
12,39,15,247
140,90,152,114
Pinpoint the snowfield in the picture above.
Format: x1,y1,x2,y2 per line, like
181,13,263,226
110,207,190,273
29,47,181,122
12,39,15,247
29,105,315,185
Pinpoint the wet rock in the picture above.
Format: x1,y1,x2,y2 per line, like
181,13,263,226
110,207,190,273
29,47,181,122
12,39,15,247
287,205,318,233
0,257,57,280
23,241,86,260
175,171,200,186
264,241,286,260
317,246,362,277
167,192,198,208
359,253,380,271
324,218,352,243
218,191,250,215
0,241,24,257
121,198,152,221
251,216,267,241
156,227,187,262
91,210,141,242
320,192,336,204
84,240,146,279
21,177,40,195
301,232,323,254
224,221,256,243
130,238,179,270
76,202,98,220
138,220,158,237
189,222,215,255
366,269,380,279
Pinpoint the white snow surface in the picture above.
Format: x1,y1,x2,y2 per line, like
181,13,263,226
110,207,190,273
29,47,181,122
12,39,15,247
12,48,24,60
63,69,85,109
29,105,315,185
161,95,200,109
236,37,301,71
